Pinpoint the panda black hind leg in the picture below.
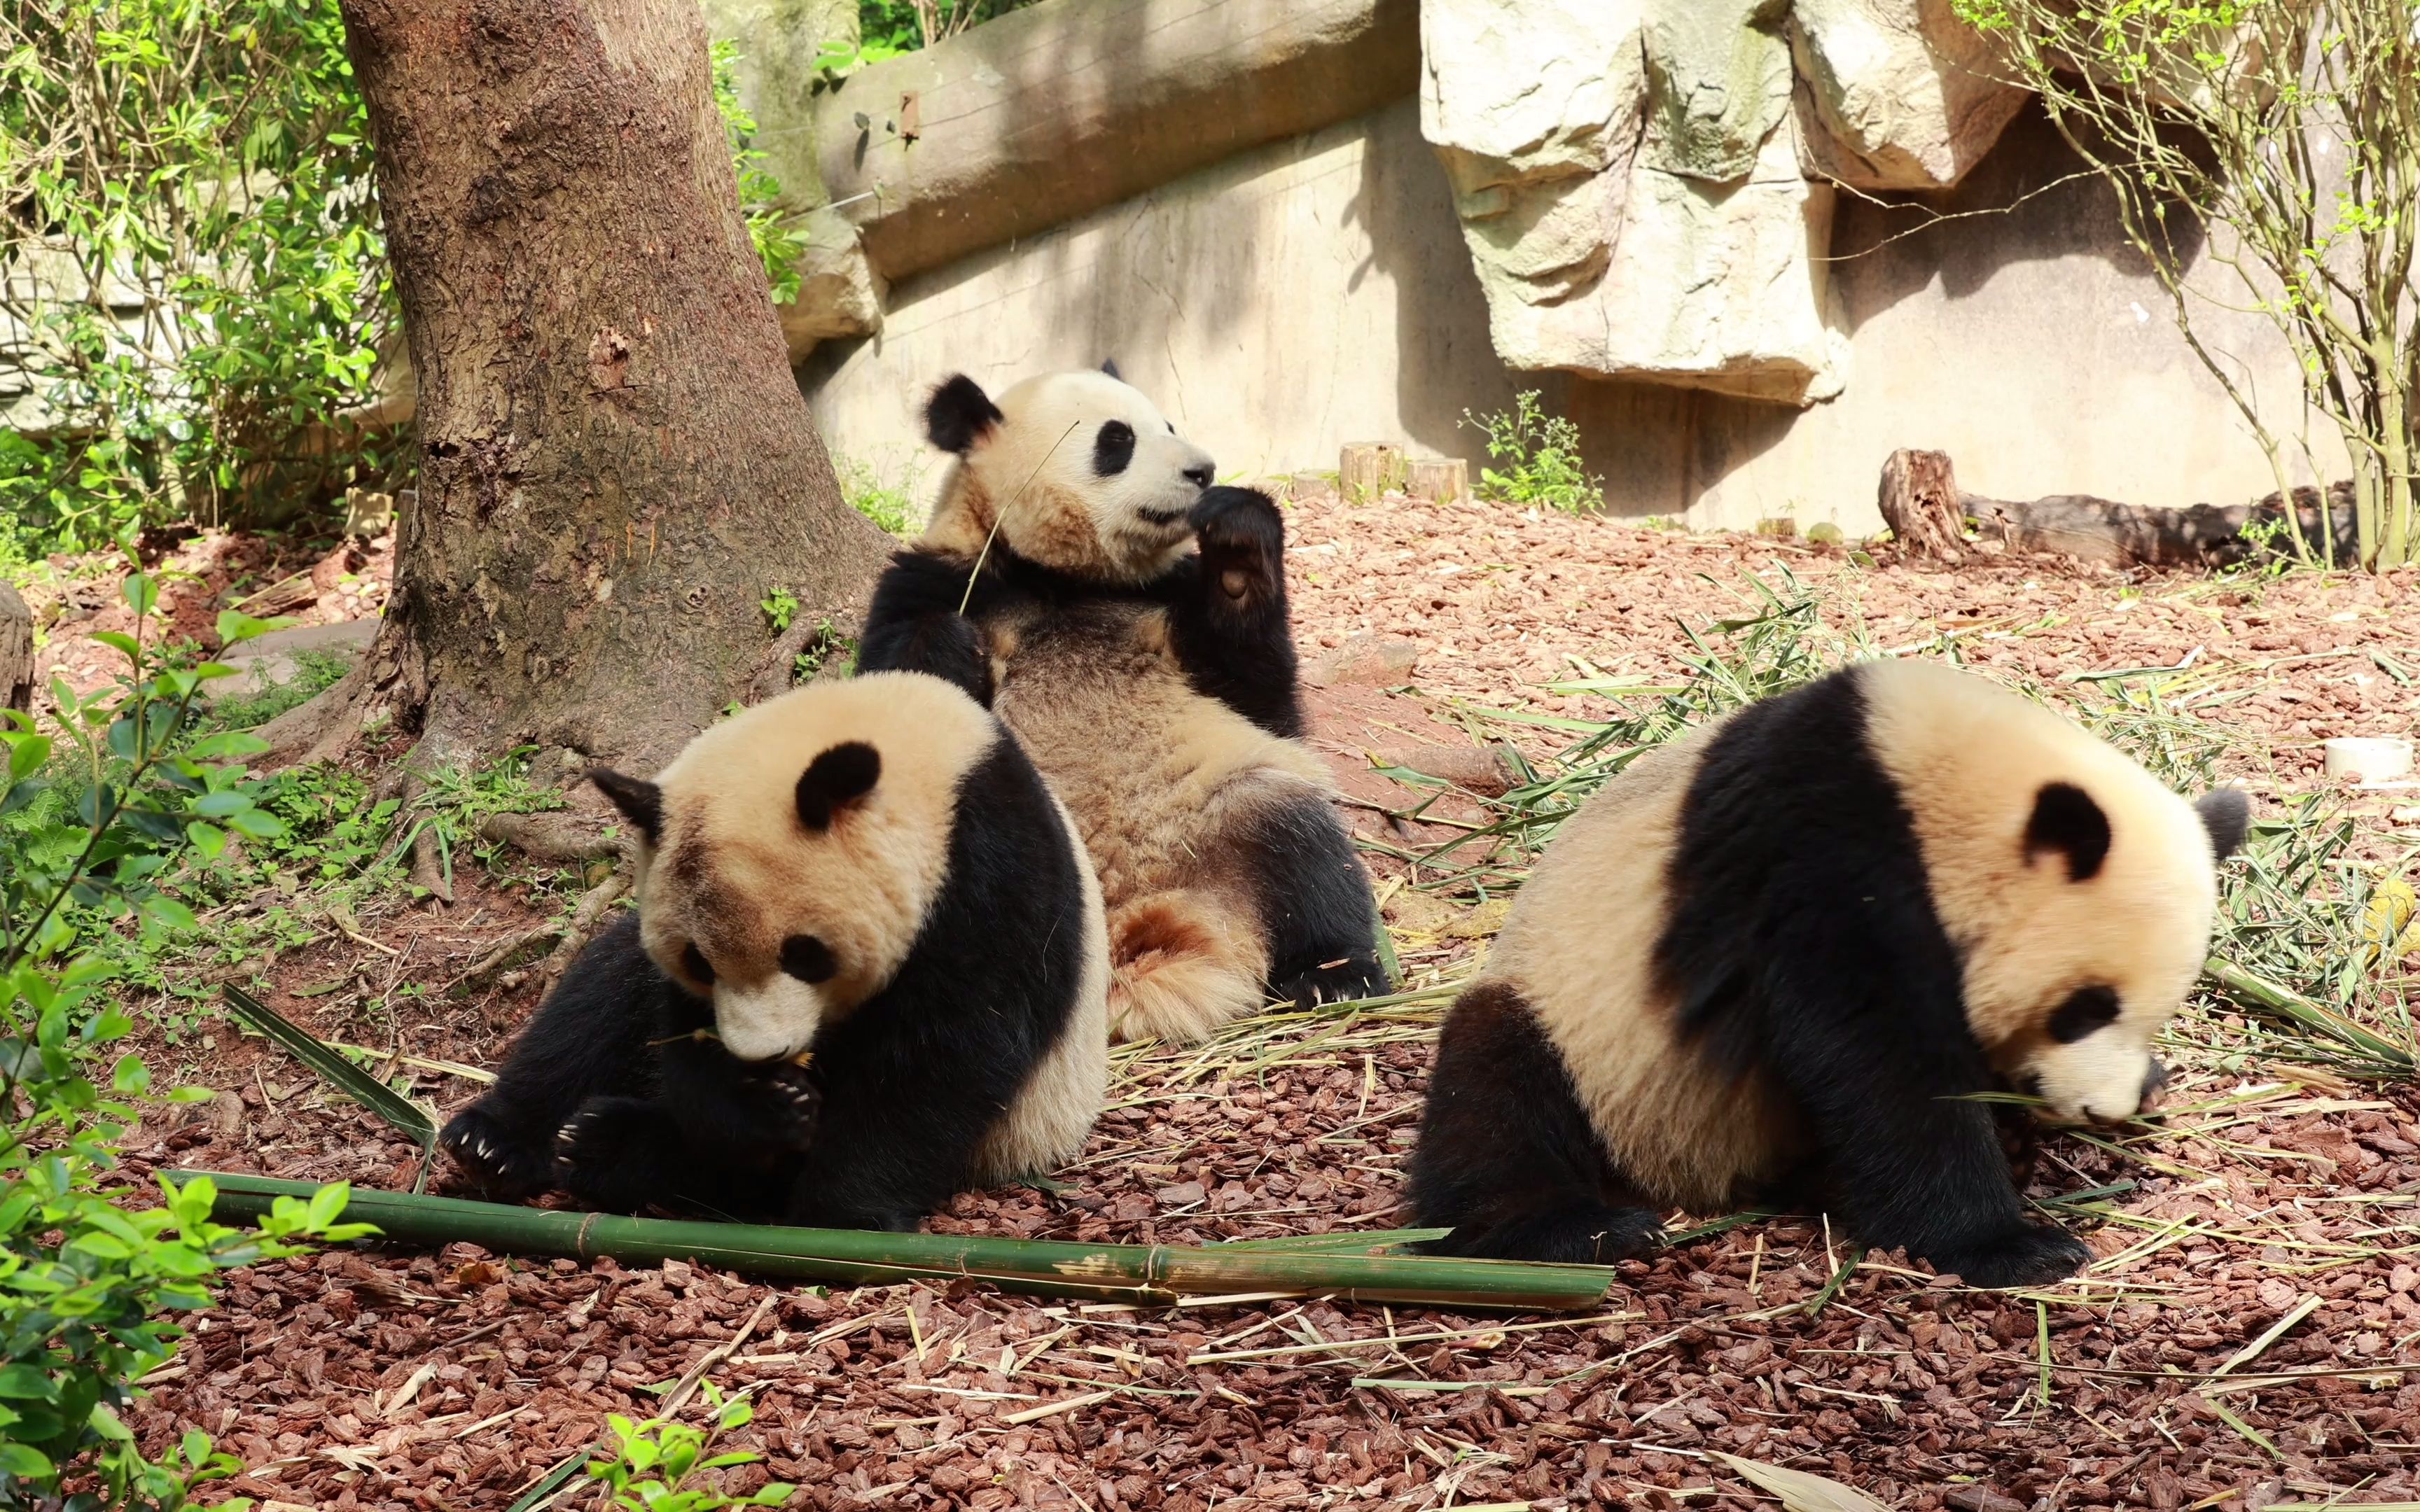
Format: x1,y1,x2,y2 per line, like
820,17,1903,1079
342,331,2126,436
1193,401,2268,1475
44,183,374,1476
437,911,662,1199
1408,982,1663,1264
1239,788,1390,1008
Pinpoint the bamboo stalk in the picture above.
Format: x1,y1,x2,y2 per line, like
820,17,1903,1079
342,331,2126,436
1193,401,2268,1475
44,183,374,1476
200,1175,1611,1312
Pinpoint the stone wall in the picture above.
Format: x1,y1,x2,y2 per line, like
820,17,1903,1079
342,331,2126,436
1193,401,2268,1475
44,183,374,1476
742,0,2329,533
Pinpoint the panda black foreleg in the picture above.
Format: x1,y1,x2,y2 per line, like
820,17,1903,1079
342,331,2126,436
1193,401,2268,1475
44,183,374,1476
1407,982,1662,1264
1169,486,1305,739
1237,790,1391,1007
437,911,662,1199
857,551,995,704
655,1035,823,1158
1761,962,2089,1289
552,1095,779,1219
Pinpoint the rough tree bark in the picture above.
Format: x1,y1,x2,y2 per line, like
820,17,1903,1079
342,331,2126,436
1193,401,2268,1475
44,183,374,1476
1877,448,1966,564
327,0,890,776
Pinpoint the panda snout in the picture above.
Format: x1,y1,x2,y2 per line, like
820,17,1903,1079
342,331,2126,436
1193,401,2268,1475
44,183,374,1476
1182,462,1214,489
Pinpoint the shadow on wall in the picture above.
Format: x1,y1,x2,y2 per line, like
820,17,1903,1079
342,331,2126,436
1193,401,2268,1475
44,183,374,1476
798,101,1540,504
1829,102,2200,328
802,90,2298,531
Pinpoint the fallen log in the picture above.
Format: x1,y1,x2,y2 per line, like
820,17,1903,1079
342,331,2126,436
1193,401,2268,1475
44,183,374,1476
1877,449,2358,568
1965,485,2358,570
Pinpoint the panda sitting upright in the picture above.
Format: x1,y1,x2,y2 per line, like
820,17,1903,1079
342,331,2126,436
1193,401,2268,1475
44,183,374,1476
438,672,1108,1230
1408,659,2248,1287
856,365,1389,1045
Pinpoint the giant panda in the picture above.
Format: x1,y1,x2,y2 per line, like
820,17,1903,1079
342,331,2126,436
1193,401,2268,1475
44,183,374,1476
1407,657,2248,1288
437,671,1108,1231
854,366,1388,1045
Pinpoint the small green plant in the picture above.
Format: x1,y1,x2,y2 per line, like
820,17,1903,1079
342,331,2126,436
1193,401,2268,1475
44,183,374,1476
584,1384,792,1511
712,41,810,305
837,454,922,537
1462,392,1603,513
760,587,802,635
792,620,855,683
200,648,356,734
1,557,373,1507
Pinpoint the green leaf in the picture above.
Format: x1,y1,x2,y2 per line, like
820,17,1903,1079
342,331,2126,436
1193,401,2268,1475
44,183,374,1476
69,1230,137,1260
6,735,48,781
123,573,159,617
218,986,434,1145
307,1182,353,1231
225,809,287,839
90,629,142,659
193,790,253,818
0,1443,54,1478
216,610,295,646
0,1365,57,1401
185,730,270,760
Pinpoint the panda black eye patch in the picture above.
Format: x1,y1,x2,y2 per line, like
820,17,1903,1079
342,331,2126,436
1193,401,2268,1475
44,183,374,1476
681,942,716,986
2046,985,2121,1044
781,934,837,984
1093,419,1136,477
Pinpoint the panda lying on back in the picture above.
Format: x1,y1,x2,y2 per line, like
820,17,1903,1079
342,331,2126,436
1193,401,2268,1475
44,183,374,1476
438,673,1108,1230
856,366,1388,1045
1409,659,2248,1287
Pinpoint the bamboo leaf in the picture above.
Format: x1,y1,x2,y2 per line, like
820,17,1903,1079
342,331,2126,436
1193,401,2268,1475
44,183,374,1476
1709,1454,1889,1512
503,1451,590,1512
218,986,436,1148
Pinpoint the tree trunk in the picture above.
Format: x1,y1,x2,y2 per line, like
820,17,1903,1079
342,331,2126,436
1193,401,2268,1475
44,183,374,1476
0,580,31,714
335,0,890,774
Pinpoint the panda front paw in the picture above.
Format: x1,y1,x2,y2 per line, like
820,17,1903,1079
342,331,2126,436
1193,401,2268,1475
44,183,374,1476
740,1061,823,1152
1926,1222,2092,1289
438,1107,555,1200
1190,486,1283,552
552,1096,662,1210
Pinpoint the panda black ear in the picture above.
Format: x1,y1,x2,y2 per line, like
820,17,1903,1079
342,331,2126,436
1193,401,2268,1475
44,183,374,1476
1099,358,1121,380
2195,787,2250,862
2024,780,2110,882
925,374,1002,455
797,741,882,830
590,769,662,843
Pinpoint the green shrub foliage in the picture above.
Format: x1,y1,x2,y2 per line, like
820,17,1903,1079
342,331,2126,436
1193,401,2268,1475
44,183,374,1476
0,568,369,1508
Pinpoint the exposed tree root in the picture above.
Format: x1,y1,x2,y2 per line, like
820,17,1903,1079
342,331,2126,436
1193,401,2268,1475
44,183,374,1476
475,812,623,865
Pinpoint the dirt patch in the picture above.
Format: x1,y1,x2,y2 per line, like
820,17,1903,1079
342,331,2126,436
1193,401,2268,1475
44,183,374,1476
93,496,2420,1509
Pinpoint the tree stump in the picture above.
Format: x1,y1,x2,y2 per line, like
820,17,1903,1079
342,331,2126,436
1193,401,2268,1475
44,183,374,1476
1877,449,1966,561
1408,457,1470,506
1340,442,1406,503
0,580,31,714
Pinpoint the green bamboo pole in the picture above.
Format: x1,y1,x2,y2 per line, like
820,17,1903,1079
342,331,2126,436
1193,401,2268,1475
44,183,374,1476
202,1175,1610,1312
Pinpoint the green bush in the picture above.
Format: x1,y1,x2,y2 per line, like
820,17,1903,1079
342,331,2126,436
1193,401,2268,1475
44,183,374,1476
1,8,826,566
0,0,398,552
1463,391,1604,514
0,566,370,1508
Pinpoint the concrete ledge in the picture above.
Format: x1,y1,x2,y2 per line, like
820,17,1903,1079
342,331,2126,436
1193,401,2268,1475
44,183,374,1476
814,0,1418,283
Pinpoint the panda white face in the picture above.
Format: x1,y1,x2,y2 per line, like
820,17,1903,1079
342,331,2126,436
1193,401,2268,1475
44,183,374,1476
922,368,1216,584
2017,984,2177,1126
590,675,1001,1063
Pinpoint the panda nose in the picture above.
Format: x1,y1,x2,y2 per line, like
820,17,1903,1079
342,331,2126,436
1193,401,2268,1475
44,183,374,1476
1183,462,1214,489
